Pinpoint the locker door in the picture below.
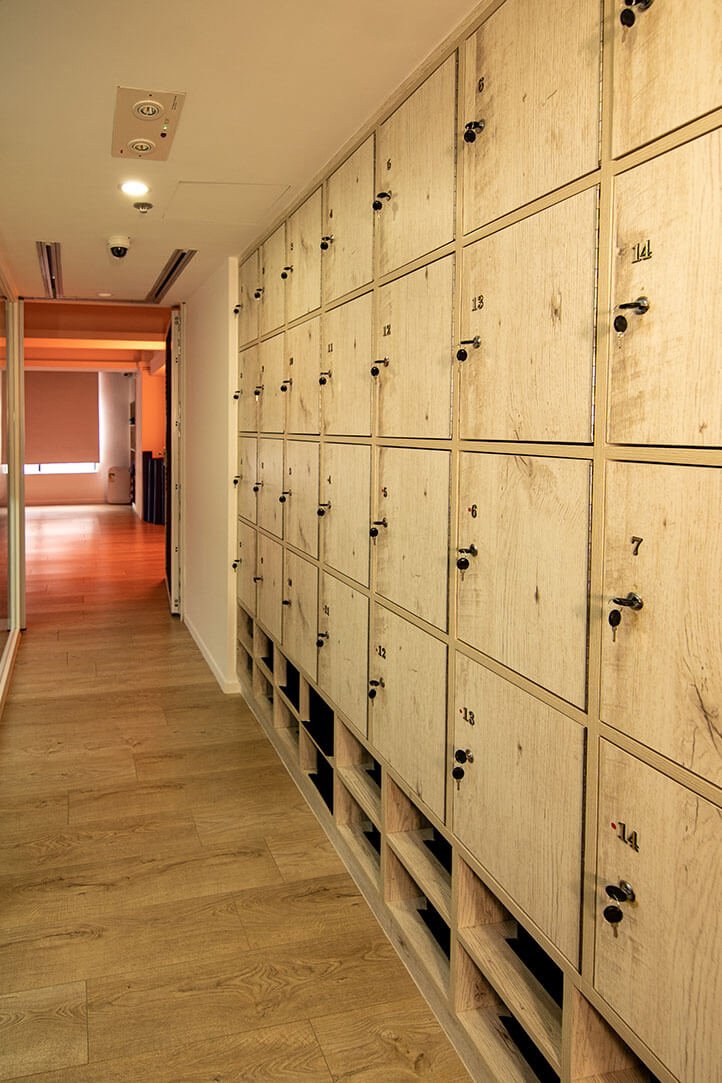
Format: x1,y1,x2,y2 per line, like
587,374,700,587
237,345,260,432
323,136,374,303
283,550,318,681
453,654,585,964
611,0,722,159
376,56,456,276
257,533,283,642
608,130,722,447
236,519,257,617
457,453,590,708
256,438,284,538
318,572,369,736
601,462,722,786
376,256,454,439
370,605,447,820
260,224,286,335
286,188,322,321
238,250,260,346
595,742,722,1081
320,442,370,587
321,292,373,437
285,316,320,435
258,333,285,434
284,439,319,558
375,447,450,631
236,436,257,524
459,188,597,443
462,0,600,233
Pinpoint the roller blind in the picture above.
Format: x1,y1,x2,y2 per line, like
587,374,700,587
24,372,99,464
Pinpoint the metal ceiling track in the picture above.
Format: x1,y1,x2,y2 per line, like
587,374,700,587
145,249,197,304
35,241,64,299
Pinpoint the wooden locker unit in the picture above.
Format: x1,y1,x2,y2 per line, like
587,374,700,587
260,223,286,334
370,604,447,820
600,461,722,786
285,316,320,434
374,446,450,631
321,291,373,437
258,332,285,433
376,255,454,439
595,741,722,1081
237,345,259,432
453,653,585,964
323,136,375,303
236,519,257,617
256,532,283,643
317,571,369,736
284,439,319,558
236,435,257,524
608,129,722,447
376,54,456,276
457,452,591,708
320,441,371,587
282,549,318,681
256,437,284,538
611,0,722,159
238,250,260,346
462,0,600,234
459,188,598,443
286,188,322,321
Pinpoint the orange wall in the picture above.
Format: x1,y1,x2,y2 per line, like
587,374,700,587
141,370,165,456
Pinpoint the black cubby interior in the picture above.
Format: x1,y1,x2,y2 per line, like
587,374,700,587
262,648,273,673
506,925,563,1009
308,748,333,813
365,756,382,790
498,1016,560,1083
303,687,334,756
280,660,300,709
423,827,453,876
363,822,381,855
417,898,451,960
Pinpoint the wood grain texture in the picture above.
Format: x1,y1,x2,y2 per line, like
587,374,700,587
0,981,87,1081
321,291,373,436
285,439,320,556
260,223,286,334
286,317,321,434
237,249,260,346
287,188,322,321
318,572,369,736
323,136,375,304
321,441,371,586
282,549,319,680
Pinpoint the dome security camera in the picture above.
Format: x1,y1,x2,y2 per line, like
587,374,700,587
107,235,131,259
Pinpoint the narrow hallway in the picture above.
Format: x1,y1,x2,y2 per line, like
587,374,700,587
0,507,469,1081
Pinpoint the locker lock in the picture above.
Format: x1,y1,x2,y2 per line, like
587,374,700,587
603,880,635,924
316,631,329,648
252,481,263,493
279,490,291,503
371,357,390,377
372,191,391,210
370,518,388,538
614,296,650,333
620,0,653,27
231,559,240,571
233,389,241,400
454,748,474,764
319,370,332,386
281,265,294,279
233,476,240,487
282,598,291,606
253,287,264,299
452,765,465,786
280,378,292,392
368,677,385,700
320,235,334,250
457,337,481,361
456,544,478,572
233,304,241,315
611,592,643,610
253,575,263,582
463,120,485,143
253,385,263,398
317,502,332,517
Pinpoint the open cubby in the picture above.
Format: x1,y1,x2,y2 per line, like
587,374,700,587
237,604,254,652
251,665,273,719
417,897,451,960
506,924,563,1010
302,686,334,756
385,777,452,923
308,747,334,813
498,1015,560,1083
237,643,253,685
280,658,300,709
385,846,450,994
422,826,453,876
365,755,382,790
335,721,382,828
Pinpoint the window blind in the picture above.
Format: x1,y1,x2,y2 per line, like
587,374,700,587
24,371,99,464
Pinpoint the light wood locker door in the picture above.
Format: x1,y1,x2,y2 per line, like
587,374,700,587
611,0,722,159
321,292,373,437
236,435,257,524
256,438,284,538
601,462,722,786
284,439,319,559
376,256,454,438
258,333,285,434
457,453,591,708
256,532,283,642
260,224,286,335
283,549,318,681
375,447,450,631
453,654,585,964
318,571,369,736
237,345,260,432
238,250,260,346
459,188,597,443
286,188,322,322
236,519,257,617
323,136,374,303
608,129,722,447
370,604,447,819
462,0,600,233
595,741,722,1081
321,442,370,587
376,55,456,276
285,316,320,434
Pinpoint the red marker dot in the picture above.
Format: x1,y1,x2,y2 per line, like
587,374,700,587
611,822,617,830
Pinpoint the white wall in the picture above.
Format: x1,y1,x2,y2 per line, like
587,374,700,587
182,258,239,692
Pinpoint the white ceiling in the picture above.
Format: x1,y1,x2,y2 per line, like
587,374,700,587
0,0,479,307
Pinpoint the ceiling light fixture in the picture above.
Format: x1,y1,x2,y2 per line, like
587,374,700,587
127,138,156,155
133,202,153,214
120,180,149,197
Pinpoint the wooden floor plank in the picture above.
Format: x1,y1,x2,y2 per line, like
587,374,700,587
0,982,88,1081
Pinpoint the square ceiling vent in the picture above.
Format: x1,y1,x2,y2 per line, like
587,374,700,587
111,87,186,161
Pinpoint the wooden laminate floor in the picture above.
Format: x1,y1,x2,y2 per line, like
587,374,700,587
0,506,470,1082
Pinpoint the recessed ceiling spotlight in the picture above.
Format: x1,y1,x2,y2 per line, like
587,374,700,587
133,99,163,121
121,180,149,197
127,138,156,155
133,202,154,214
